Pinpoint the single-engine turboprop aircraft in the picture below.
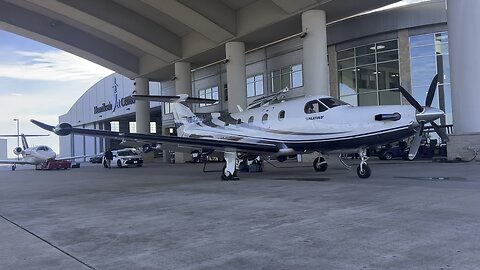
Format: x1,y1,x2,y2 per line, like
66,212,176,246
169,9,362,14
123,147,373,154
0,134,89,170
31,75,447,180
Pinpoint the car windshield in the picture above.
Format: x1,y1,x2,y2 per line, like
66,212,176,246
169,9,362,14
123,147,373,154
117,150,137,156
320,98,349,108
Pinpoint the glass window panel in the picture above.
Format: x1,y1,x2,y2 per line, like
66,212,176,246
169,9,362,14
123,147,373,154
411,55,436,87
337,49,354,60
206,88,211,97
248,116,254,123
435,32,448,44
272,76,281,92
410,34,434,47
412,86,439,109
411,45,435,57
340,95,358,106
292,64,302,72
356,44,376,56
255,81,264,95
379,90,401,105
262,113,268,123
377,50,399,62
212,89,218,100
278,110,285,120
281,67,290,75
247,77,254,84
377,61,400,90
338,58,355,69
272,70,280,77
357,65,377,93
292,71,303,88
255,75,263,81
281,74,290,89
438,55,450,84
247,83,255,97
338,69,356,96
435,43,449,55
150,122,157,133
356,54,376,66
376,40,398,51
358,92,378,106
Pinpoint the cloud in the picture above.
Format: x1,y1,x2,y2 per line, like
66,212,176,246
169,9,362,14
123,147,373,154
0,50,114,82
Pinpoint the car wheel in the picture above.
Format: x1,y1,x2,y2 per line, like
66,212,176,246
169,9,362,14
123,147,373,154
384,152,393,160
117,160,122,168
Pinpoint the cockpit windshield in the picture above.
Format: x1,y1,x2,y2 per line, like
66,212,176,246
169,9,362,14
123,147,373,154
320,98,349,108
36,146,49,151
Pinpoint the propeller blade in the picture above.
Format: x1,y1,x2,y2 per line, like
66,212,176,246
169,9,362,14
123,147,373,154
408,129,423,160
30,119,55,132
398,86,424,112
425,74,439,107
430,121,450,142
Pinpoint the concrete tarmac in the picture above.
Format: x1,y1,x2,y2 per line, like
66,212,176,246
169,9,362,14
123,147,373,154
1,160,480,270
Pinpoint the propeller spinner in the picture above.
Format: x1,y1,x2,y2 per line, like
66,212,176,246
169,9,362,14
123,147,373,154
397,74,449,160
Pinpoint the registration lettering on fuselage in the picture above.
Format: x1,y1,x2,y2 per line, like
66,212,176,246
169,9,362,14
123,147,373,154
305,115,324,120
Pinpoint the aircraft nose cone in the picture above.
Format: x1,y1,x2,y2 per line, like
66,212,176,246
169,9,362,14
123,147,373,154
416,107,444,123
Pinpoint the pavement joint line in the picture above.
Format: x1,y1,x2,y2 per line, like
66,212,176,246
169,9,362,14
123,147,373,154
0,214,96,270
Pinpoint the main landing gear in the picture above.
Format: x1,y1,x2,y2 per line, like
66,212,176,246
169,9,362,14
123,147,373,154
313,156,328,172
221,152,239,181
356,148,371,179
11,164,16,171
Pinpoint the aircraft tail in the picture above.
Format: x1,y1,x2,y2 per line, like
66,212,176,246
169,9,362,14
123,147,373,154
133,94,217,136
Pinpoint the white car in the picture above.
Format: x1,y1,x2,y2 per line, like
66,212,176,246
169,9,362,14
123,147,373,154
104,148,143,168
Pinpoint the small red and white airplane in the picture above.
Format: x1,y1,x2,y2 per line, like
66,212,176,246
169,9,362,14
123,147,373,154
0,134,89,171
32,75,447,179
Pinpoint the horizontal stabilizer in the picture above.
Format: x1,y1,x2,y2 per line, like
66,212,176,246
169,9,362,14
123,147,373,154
133,94,218,104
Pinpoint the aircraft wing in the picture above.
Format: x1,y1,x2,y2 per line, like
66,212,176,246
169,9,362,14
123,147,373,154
31,120,280,154
0,159,33,165
55,154,96,161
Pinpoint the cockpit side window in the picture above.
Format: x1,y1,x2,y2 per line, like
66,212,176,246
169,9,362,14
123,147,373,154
320,98,349,108
304,100,328,114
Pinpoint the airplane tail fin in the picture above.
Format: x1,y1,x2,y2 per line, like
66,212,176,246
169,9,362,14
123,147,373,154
0,134,49,149
133,94,217,136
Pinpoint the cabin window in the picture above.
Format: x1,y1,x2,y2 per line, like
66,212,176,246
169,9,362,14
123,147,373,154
248,116,254,123
320,98,349,108
262,113,269,124
304,100,328,114
278,110,285,121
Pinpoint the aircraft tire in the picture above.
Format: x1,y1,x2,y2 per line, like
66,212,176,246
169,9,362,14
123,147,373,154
356,164,371,179
313,157,328,172
221,164,239,181
11,165,16,171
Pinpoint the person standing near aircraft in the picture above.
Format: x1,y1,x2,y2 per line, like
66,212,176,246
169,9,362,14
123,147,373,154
104,150,113,168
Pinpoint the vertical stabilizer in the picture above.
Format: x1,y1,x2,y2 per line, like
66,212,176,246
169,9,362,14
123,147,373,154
21,134,29,149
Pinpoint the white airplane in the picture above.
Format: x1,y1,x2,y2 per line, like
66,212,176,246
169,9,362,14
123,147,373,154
31,75,447,180
0,134,89,171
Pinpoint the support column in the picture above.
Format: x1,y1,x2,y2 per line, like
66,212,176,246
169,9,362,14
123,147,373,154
134,77,150,134
302,10,329,96
173,62,192,163
175,62,192,96
446,0,480,161
226,41,247,113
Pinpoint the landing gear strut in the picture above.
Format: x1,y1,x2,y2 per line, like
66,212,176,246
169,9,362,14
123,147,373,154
356,148,371,178
221,152,239,181
11,164,16,171
313,155,328,172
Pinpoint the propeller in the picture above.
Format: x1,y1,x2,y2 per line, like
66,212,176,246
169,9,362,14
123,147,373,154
396,74,448,160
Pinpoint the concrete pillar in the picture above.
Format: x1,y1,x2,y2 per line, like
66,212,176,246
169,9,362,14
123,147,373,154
134,77,150,134
446,0,480,161
175,62,192,95
302,10,329,96
225,41,247,113
327,45,338,98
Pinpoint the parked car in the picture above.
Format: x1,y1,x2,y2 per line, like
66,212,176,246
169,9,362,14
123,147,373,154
104,148,143,168
89,154,104,163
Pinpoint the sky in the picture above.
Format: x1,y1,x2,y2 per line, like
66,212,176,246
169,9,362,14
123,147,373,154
0,30,113,158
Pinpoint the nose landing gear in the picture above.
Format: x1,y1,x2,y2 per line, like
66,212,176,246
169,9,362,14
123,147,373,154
356,148,371,178
313,156,328,172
